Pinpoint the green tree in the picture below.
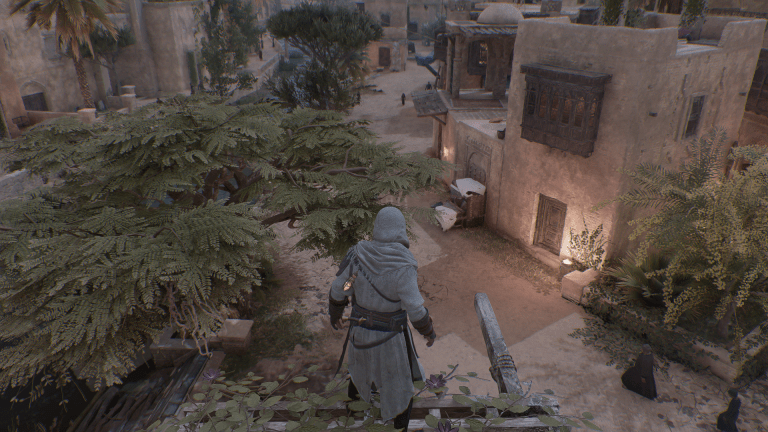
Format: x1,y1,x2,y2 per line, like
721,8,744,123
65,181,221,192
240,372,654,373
602,130,768,363
78,26,136,96
267,3,382,72
198,0,264,96
0,95,446,390
11,0,121,108
680,0,707,28
266,60,357,111
266,3,382,110
600,0,625,26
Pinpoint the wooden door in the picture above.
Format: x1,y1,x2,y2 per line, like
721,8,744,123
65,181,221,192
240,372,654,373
21,92,48,112
534,195,567,255
378,47,391,67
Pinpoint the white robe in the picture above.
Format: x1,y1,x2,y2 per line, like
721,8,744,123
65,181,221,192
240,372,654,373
329,208,428,421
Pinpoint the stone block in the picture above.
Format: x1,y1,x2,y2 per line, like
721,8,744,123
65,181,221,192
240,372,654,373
218,319,254,355
150,327,197,368
561,269,598,304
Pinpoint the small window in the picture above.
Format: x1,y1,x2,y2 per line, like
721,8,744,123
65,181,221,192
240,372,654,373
42,32,61,60
380,13,390,27
356,2,365,12
684,95,705,138
467,40,488,76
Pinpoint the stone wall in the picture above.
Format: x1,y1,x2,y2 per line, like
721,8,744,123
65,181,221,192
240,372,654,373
143,1,201,96
0,5,99,113
365,39,408,71
492,18,766,260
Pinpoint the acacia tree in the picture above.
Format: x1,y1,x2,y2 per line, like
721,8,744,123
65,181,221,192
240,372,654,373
198,0,264,96
267,3,382,72
266,3,382,110
0,96,446,390
11,0,121,108
603,130,768,363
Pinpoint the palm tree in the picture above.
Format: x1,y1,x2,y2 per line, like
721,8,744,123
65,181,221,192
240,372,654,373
10,0,121,108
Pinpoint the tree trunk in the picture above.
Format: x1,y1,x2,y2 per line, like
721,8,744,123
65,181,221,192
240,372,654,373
716,300,736,341
74,57,95,108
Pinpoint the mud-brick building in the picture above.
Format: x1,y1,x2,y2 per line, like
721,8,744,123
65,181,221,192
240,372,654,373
0,0,202,137
419,6,767,265
347,0,408,71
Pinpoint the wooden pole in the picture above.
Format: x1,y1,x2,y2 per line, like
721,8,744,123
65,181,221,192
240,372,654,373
474,293,524,396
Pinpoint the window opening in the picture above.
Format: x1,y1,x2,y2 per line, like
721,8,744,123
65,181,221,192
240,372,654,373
684,95,705,138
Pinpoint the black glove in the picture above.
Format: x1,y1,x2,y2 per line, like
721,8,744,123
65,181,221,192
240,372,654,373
412,308,437,345
329,295,349,330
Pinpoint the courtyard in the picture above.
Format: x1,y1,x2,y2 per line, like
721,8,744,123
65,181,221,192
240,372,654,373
257,46,768,432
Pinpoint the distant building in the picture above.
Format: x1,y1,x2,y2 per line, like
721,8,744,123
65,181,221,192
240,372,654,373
414,3,767,265
0,0,217,136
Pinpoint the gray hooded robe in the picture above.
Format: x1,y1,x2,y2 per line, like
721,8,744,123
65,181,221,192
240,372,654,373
329,207,428,421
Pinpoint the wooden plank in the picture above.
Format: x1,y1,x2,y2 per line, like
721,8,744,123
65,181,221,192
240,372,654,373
261,416,553,431
474,293,524,396
178,393,562,417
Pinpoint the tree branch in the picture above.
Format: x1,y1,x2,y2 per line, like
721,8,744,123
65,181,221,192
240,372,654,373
325,167,368,175
259,208,299,226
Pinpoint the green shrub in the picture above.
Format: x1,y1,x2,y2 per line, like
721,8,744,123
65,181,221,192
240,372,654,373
566,217,606,271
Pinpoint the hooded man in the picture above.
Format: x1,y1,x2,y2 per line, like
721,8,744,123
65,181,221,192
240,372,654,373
328,207,437,432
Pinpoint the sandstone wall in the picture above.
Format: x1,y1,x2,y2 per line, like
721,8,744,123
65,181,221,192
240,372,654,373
493,18,766,260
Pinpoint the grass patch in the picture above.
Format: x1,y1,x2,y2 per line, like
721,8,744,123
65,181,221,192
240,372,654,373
220,299,315,379
221,309,314,379
460,226,560,294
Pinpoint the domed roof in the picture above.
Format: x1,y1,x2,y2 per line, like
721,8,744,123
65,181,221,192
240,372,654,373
477,3,523,25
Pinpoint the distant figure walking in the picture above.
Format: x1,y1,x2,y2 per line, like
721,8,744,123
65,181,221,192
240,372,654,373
621,344,657,400
401,93,406,105
425,82,432,90
717,388,741,432
258,50,263,61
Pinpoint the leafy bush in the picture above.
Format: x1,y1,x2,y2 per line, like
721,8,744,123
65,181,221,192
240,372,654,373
600,0,624,26
624,8,646,28
566,217,606,271
570,274,720,376
605,250,689,308
147,364,604,431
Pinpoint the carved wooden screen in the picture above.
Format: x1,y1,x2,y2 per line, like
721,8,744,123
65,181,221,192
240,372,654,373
520,63,611,158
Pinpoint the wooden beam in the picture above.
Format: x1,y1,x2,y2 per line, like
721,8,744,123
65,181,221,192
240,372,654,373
474,293,524,396
431,115,446,125
262,416,554,431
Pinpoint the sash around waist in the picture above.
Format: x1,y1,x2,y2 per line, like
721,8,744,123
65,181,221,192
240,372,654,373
351,302,407,333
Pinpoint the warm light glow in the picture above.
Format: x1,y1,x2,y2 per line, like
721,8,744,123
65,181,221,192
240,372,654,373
563,259,572,265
